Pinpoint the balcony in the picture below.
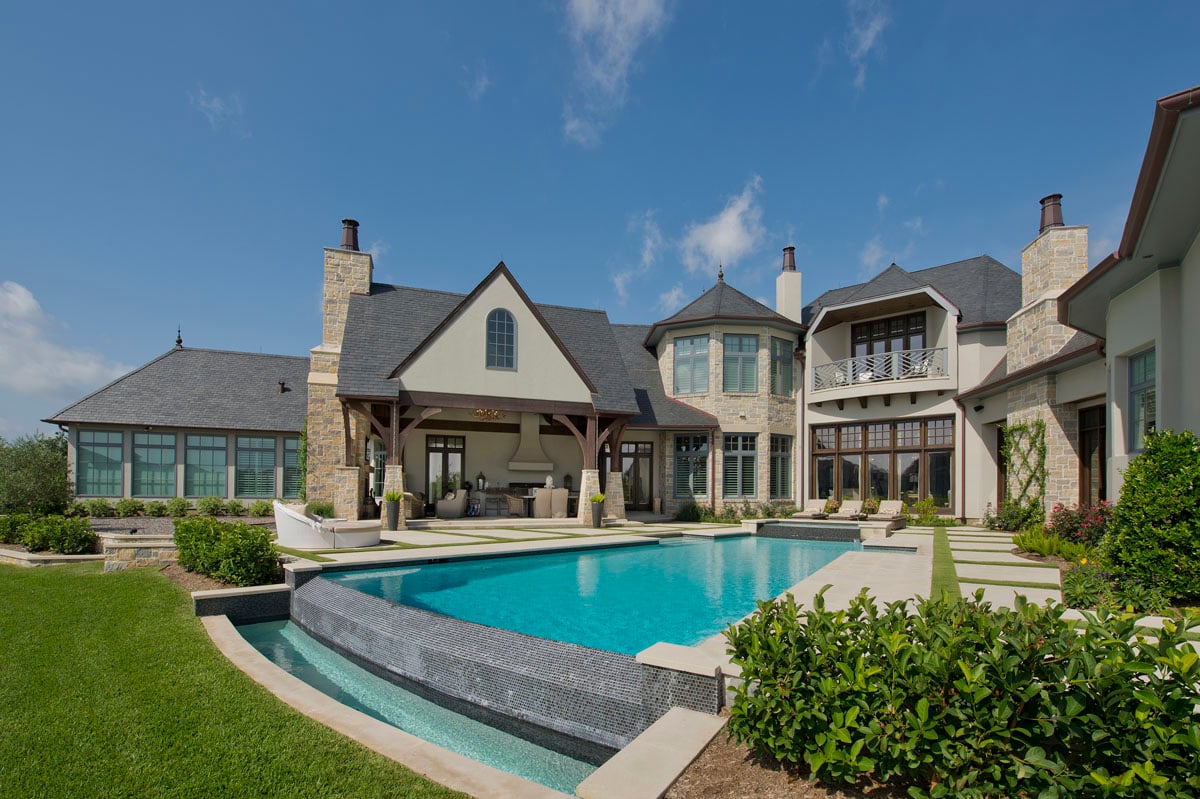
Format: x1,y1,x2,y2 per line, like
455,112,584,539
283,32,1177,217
812,346,948,391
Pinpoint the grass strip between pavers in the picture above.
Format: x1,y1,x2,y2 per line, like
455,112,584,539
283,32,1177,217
963,577,1062,590
931,526,960,600
273,545,334,562
0,562,467,799
952,558,1062,569
951,546,1018,553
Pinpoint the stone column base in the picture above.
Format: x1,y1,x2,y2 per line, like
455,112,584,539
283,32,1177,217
382,465,407,529
604,472,626,520
577,469,601,524
333,465,366,520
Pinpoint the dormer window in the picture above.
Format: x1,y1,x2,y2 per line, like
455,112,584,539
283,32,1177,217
486,308,516,369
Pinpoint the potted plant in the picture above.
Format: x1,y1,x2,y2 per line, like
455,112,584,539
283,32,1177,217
383,490,402,532
589,493,605,528
862,496,880,515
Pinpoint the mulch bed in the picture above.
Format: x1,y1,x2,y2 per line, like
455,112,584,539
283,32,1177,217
158,563,234,592
666,733,903,799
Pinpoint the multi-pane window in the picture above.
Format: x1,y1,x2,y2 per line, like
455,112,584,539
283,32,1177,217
1128,348,1156,451
722,434,757,498
77,430,122,497
235,436,276,498
852,312,926,357
185,435,227,497
812,417,954,510
769,337,793,396
427,435,465,500
486,308,516,369
132,433,175,497
673,335,710,395
723,334,758,393
674,435,709,498
769,435,791,499
283,437,303,499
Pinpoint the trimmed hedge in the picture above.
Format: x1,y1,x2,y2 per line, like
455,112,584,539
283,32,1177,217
20,516,97,554
1103,429,1200,602
115,498,144,518
195,496,225,517
165,498,190,518
248,500,275,517
726,589,1200,798
173,518,279,587
0,514,32,544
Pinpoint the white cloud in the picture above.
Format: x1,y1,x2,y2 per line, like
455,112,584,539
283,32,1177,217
679,176,766,275
877,192,890,214
858,236,913,279
562,0,671,146
656,284,688,313
844,0,890,89
904,216,924,234
367,239,390,262
611,211,664,304
0,282,130,396
462,63,492,101
189,86,250,138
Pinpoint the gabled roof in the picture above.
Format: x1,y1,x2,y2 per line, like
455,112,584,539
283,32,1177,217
611,325,719,429
44,347,309,432
644,276,803,346
804,255,1021,326
337,276,639,415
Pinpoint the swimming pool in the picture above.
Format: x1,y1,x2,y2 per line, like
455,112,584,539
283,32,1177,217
328,535,858,655
239,619,596,794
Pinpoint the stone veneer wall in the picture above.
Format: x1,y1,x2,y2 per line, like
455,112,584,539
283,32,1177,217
306,247,373,517
657,324,799,513
1006,376,1080,513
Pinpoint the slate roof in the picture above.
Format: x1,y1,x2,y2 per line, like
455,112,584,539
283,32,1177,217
337,283,640,414
645,277,803,344
611,325,719,428
804,256,1021,326
958,331,1103,400
45,348,309,432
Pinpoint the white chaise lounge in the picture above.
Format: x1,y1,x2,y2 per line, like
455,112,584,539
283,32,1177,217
273,501,381,550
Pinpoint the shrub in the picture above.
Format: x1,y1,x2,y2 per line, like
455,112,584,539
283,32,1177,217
739,500,759,519
21,516,97,554
1063,562,1170,615
225,499,246,517
986,498,1043,532
1013,528,1092,562
760,501,797,519
306,501,335,518
861,497,879,514
115,498,144,518
63,501,90,518
0,513,32,544
675,501,702,523
1045,501,1112,547
906,497,941,526
85,498,115,518
248,500,275,517
165,497,190,518
1103,429,1200,602
144,501,168,517
726,588,1200,798
173,518,279,587
823,498,840,514
0,432,71,515
195,496,225,517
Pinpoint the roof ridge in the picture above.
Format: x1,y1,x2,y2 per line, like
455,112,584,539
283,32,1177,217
171,347,309,361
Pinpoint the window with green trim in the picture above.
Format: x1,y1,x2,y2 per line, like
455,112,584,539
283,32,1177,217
769,337,793,396
674,434,709,498
283,437,302,499
1128,348,1156,452
185,435,227,497
132,432,175,497
235,436,276,498
673,335,709,395
722,434,756,498
769,435,791,499
723,334,758,393
77,430,122,497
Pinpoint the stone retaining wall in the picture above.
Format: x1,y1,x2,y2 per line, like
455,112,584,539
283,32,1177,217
100,534,178,573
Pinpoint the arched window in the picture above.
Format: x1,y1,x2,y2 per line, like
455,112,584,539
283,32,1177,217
486,308,516,369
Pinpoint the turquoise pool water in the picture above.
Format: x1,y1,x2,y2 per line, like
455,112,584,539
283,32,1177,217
238,619,597,794
329,535,858,655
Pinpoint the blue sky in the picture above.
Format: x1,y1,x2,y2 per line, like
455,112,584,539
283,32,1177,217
1,2,1196,437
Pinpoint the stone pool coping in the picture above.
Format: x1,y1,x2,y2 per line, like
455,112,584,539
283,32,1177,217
201,613,573,799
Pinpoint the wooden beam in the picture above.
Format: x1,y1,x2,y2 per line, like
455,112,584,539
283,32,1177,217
552,414,587,459
585,415,598,470
341,403,354,466
858,396,868,409
883,394,891,407
836,399,844,411
346,399,388,441
394,407,443,463
601,420,628,471
910,392,917,405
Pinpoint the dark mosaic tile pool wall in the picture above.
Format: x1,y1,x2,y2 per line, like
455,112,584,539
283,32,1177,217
757,523,861,542
292,576,721,753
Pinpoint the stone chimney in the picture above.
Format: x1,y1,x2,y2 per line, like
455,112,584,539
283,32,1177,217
775,246,803,323
307,218,375,515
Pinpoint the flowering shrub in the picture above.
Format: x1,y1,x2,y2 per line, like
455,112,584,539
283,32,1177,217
1045,501,1112,547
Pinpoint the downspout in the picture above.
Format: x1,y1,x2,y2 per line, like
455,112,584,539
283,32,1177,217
797,350,806,504
955,397,967,523
709,426,717,514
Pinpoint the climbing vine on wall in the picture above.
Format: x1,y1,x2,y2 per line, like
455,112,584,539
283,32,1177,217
1001,419,1047,509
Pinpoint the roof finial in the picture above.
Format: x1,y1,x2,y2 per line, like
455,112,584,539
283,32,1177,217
717,264,724,282
175,327,183,349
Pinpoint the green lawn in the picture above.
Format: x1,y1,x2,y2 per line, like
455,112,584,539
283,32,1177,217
930,526,961,599
0,562,465,799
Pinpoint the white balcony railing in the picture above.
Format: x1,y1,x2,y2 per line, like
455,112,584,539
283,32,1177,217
811,346,948,391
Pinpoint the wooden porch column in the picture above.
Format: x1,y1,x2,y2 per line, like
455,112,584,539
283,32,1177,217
341,403,354,466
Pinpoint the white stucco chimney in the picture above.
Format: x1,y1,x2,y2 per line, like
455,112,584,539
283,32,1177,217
775,246,803,323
